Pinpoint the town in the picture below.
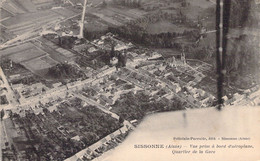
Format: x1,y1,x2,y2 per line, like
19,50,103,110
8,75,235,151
1,0,260,160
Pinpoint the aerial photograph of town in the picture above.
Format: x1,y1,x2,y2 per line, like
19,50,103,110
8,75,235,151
1,0,260,160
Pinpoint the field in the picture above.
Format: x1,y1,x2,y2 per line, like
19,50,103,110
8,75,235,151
0,42,35,57
86,20,109,32
14,0,37,12
2,10,58,27
32,0,54,4
41,55,59,66
51,7,77,17
146,21,194,34
35,37,74,63
187,0,215,9
0,42,47,63
56,47,75,58
1,0,26,15
8,46,47,63
0,9,13,20
91,6,146,26
153,48,182,59
0,7,77,36
21,56,58,75
0,41,60,76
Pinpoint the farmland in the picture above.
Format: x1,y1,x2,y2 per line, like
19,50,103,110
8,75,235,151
0,7,78,41
0,41,62,76
146,21,194,34
86,6,147,28
8,46,47,63
21,56,58,75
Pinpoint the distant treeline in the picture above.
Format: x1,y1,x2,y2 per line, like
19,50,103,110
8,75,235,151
108,26,199,49
83,11,200,49
107,11,200,48
112,0,142,8
128,10,198,29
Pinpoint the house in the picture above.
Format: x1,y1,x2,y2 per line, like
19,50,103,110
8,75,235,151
158,65,166,71
200,97,212,107
53,82,62,88
9,74,21,80
71,135,81,142
222,96,228,102
150,90,158,96
12,83,24,90
88,47,97,53
99,95,113,105
197,89,206,97
233,93,244,103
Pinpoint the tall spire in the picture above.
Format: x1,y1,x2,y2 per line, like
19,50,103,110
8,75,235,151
79,0,88,38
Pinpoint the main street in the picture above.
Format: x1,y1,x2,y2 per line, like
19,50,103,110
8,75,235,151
0,120,2,160
0,67,18,108
0,115,9,161
72,92,120,120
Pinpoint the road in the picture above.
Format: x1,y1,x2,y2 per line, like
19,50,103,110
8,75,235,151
0,67,18,108
2,67,115,111
205,30,216,34
0,68,13,160
72,92,120,120
0,117,9,161
0,120,2,160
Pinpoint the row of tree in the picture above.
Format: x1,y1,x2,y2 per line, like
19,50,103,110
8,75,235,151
108,25,199,48
47,63,87,80
112,0,142,8
128,10,198,30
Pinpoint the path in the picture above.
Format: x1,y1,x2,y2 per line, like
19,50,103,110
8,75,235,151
0,120,3,160
72,92,120,120
0,67,18,108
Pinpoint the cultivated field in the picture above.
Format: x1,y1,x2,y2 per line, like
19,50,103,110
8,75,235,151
0,41,59,76
8,47,47,63
0,42,35,57
51,7,77,18
187,0,215,9
0,7,77,36
91,6,146,26
56,48,75,58
0,9,13,20
147,21,194,34
21,55,58,75
0,42,48,63
34,37,75,63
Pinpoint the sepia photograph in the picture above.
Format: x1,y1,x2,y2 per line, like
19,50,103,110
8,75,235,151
0,0,260,160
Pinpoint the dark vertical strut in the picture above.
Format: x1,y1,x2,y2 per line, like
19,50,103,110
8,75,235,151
216,0,222,109
216,0,231,110
222,0,231,71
